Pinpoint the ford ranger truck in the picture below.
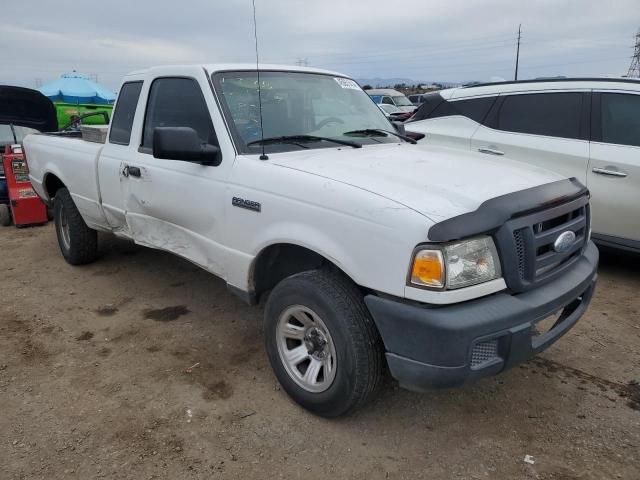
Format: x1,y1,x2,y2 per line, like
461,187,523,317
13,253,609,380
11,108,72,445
22,65,599,417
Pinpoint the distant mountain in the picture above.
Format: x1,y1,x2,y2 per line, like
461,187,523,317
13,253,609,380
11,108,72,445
355,77,420,88
355,77,460,88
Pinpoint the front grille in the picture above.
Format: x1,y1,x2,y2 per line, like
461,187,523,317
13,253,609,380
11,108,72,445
471,340,499,368
514,229,526,280
495,194,590,292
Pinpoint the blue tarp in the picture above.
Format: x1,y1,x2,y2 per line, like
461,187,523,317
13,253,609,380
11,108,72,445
38,72,116,105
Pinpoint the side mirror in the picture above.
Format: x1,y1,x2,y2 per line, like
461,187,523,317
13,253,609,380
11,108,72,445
392,121,406,136
404,131,426,141
153,127,221,166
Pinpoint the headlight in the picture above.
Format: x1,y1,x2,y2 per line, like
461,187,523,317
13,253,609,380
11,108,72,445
409,236,501,290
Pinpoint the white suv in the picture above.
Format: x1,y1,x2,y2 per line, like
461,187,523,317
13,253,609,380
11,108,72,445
407,79,640,252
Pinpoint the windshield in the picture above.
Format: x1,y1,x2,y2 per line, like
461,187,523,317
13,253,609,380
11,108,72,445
379,104,401,113
392,95,413,107
0,125,14,145
212,71,398,154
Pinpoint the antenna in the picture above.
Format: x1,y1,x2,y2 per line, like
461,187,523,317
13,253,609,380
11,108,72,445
252,0,268,160
514,24,522,81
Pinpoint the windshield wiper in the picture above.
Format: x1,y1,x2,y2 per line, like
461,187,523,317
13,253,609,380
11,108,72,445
343,129,417,144
247,135,361,149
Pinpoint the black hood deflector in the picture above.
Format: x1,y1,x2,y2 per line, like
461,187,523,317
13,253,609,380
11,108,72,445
0,86,58,132
428,178,589,242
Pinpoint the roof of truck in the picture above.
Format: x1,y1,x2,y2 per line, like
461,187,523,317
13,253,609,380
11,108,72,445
125,63,347,78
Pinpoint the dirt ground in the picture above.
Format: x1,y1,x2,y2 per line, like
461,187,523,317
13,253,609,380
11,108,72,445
0,224,638,480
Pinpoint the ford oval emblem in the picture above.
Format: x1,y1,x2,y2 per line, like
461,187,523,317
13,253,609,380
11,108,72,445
553,231,576,253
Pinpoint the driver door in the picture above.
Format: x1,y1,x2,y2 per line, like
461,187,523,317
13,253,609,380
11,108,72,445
121,76,229,277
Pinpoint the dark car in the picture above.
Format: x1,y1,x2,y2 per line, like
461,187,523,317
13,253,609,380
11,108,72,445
0,86,58,225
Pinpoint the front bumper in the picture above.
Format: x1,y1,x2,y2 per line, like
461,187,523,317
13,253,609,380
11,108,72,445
365,241,599,391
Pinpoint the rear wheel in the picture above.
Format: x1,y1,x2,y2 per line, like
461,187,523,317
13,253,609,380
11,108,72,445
0,204,10,226
264,269,384,417
54,188,98,265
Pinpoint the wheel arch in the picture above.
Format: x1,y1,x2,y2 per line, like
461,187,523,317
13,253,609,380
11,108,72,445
248,242,366,304
43,172,67,201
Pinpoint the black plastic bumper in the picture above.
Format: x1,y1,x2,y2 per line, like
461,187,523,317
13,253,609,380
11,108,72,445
365,241,599,391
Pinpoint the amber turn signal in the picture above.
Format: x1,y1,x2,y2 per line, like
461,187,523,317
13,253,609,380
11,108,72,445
410,249,444,288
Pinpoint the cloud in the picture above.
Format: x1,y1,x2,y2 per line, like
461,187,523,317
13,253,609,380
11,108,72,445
0,0,637,88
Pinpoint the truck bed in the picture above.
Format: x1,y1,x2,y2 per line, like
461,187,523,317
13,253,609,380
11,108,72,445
23,132,109,230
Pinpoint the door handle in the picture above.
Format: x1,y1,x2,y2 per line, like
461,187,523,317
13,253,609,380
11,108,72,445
123,165,141,178
592,167,627,178
478,147,505,156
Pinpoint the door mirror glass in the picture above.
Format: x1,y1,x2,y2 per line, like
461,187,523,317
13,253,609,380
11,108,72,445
153,127,221,166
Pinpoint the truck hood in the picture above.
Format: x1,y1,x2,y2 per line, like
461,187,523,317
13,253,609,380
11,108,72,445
0,86,58,132
269,143,563,223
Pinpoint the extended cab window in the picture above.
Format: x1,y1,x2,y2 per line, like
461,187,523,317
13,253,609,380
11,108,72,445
109,81,142,145
600,93,640,147
141,78,217,151
496,92,583,139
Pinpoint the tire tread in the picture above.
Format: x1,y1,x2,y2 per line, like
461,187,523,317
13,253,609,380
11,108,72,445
266,268,384,416
54,188,98,265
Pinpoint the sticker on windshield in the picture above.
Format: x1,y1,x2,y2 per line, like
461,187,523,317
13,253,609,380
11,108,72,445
334,78,360,90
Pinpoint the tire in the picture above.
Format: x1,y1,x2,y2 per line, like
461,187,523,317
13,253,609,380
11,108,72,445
264,269,384,417
53,188,98,265
0,204,10,226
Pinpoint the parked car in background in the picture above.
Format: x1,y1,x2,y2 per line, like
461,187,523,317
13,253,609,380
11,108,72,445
408,93,432,106
0,86,57,226
378,103,413,122
366,88,416,112
407,78,640,253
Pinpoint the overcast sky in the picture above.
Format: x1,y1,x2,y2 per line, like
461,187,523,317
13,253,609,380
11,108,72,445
1,0,638,90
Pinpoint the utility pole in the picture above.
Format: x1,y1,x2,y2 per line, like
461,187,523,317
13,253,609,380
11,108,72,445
514,24,522,81
627,29,640,78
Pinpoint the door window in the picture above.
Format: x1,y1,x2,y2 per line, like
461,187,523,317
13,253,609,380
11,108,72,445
600,93,640,147
496,92,583,139
141,77,217,150
410,95,496,124
109,81,142,145
381,96,394,105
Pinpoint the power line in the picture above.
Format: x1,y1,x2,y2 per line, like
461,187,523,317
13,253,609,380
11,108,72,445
302,33,518,60
627,29,640,77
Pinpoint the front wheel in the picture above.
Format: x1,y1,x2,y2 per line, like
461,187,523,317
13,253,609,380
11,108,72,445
54,188,98,265
264,269,384,417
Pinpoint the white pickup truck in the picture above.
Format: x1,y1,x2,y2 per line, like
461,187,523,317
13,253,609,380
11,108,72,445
22,64,598,417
